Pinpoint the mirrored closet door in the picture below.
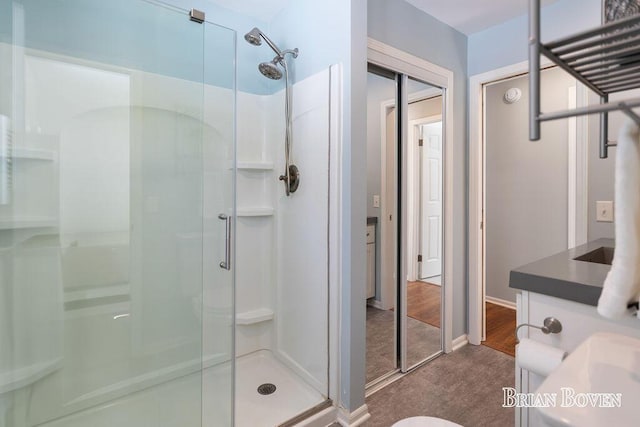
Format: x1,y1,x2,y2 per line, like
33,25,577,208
365,63,447,388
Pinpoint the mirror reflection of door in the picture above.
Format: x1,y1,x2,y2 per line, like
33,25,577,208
365,66,398,385
419,121,442,281
405,78,443,370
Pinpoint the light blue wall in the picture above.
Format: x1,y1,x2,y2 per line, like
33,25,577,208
1,0,242,90
162,0,270,94
267,0,351,88
468,0,601,76
368,0,469,340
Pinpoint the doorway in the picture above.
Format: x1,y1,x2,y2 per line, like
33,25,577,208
468,64,589,354
365,39,454,391
418,121,443,282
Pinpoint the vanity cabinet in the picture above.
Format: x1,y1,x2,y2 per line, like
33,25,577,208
515,290,640,427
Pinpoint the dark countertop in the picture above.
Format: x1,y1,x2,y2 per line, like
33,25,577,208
367,216,378,225
509,238,614,306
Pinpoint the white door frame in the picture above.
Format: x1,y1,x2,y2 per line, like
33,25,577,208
468,60,589,345
407,114,442,282
368,38,454,354
377,96,396,312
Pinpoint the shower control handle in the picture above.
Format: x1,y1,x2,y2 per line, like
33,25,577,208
218,213,231,270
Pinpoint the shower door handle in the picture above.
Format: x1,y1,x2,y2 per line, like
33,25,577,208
218,213,231,270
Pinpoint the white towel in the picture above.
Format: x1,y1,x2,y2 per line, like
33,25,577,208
597,119,640,319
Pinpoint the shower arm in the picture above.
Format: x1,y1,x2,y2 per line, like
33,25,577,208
258,32,284,59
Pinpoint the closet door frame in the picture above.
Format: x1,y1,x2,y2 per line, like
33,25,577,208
368,39,455,373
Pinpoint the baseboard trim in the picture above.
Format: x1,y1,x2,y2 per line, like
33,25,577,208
486,296,516,310
368,299,383,310
452,334,468,351
337,404,371,427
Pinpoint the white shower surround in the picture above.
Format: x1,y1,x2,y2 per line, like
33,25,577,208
235,67,332,395
1,37,337,424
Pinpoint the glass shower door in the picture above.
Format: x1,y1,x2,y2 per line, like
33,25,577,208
0,1,235,426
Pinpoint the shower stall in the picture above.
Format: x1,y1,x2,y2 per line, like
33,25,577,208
0,1,332,426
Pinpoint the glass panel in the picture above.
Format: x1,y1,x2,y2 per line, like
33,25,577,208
405,77,443,368
202,20,235,427
366,66,398,383
0,1,234,426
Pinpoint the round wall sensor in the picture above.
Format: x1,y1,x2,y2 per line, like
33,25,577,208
504,88,522,104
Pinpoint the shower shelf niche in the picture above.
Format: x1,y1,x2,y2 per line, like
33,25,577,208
236,207,274,217
0,216,58,230
236,308,274,325
234,161,274,171
1,147,57,162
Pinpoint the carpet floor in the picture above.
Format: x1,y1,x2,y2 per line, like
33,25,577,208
365,344,515,427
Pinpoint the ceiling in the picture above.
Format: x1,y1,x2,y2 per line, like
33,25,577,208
405,0,560,35
207,0,560,35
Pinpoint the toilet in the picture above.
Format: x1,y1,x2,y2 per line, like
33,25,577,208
391,416,463,427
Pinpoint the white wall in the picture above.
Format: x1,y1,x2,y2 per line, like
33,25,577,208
275,69,331,393
234,90,276,358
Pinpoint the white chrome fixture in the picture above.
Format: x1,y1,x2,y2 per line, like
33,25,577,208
244,27,300,196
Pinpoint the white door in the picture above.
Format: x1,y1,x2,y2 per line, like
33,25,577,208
419,122,442,279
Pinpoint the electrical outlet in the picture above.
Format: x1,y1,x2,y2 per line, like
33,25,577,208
373,195,380,208
596,201,614,222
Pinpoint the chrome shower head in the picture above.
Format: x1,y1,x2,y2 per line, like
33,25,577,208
244,27,262,46
258,60,283,80
244,27,284,58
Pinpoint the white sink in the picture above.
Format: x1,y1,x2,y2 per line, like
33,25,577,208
536,332,640,427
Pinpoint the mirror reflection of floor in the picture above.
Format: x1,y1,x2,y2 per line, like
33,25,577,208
366,280,516,385
365,280,442,383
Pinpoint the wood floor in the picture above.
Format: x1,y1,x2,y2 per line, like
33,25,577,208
407,281,441,328
484,302,517,357
406,281,516,357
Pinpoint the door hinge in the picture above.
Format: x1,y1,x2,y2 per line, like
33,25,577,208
480,221,484,230
418,254,423,262
418,138,424,147
189,9,205,23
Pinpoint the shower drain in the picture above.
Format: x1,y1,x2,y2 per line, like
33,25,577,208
257,383,277,395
